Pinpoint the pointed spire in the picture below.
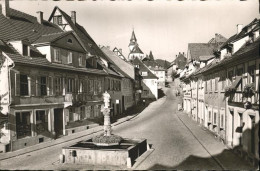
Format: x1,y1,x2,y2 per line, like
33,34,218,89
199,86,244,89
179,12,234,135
130,29,137,42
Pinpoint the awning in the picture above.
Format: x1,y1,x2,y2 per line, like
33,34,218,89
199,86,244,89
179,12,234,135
230,76,242,89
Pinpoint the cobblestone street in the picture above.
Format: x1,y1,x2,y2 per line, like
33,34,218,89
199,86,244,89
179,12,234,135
0,84,254,170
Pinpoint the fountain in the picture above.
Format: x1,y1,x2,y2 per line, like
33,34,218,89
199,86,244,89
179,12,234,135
61,91,148,168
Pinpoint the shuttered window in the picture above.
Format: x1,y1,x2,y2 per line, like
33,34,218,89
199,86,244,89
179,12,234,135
40,76,47,96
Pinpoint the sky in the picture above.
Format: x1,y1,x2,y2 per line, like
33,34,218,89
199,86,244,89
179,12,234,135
10,0,259,62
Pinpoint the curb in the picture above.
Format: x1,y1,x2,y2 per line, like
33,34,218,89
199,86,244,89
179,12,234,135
0,113,139,161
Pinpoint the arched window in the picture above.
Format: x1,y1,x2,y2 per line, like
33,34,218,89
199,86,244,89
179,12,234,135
67,39,73,44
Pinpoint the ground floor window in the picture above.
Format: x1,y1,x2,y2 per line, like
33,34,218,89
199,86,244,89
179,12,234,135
16,112,31,139
208,111,212,123
36,110,48,134
69,108,75,121
80,106,85,120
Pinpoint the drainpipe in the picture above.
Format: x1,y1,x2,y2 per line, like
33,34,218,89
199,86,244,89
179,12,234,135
7,56,15,152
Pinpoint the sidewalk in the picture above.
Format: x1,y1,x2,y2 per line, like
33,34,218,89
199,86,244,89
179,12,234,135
0,114,138,161
175,101,255,169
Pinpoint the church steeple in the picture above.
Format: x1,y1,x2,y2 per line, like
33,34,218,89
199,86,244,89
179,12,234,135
130,30,137,42
129,29,137,51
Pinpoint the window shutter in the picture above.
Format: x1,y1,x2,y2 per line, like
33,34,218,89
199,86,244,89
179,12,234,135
53,77,57,95
31,75,36,96
15,73,20,96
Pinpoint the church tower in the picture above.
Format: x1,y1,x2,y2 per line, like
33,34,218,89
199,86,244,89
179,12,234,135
129,30,137,52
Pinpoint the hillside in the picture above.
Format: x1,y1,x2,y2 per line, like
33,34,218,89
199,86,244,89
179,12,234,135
155,59,171,69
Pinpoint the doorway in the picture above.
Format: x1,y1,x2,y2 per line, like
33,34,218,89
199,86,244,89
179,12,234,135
54,108,64,137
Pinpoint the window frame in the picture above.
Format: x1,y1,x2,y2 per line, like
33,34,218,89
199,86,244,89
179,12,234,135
20,74,29,96
67,51,73,64
40,76,47,96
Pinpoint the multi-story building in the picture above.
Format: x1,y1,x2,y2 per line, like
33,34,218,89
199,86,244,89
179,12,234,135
167,52,187,82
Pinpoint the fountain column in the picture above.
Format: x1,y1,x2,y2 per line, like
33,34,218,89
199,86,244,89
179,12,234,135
102,91,111,136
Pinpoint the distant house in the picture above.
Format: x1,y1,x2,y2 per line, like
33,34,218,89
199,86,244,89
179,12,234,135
113,47,127,61
132,58,158,100
167,52,187,82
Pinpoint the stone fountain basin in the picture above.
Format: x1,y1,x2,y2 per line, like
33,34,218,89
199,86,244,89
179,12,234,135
61,138,148,167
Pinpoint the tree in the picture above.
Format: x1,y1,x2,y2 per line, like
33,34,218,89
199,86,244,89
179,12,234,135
149,51,154,61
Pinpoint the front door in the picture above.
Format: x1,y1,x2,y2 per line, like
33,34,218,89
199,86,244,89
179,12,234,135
54,108,63,137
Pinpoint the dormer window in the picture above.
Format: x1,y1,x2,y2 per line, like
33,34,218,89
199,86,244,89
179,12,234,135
67,51,73,64
54,48,61,62
78,55,83,66
53,15,62,25
22,44,29,56
67,39,73,44
141,72,148,76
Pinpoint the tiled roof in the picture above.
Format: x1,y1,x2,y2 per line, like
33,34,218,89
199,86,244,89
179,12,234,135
143,60,165,71
199,55,215,62
173,53,187,70
188,43,220,61
0,40,107,75
101,46,135,79
0,7,62,43
130,44,144,54
132,58,158,79
50,7,109,61
33,31,72,44
220,18,259,49
208,33,227,43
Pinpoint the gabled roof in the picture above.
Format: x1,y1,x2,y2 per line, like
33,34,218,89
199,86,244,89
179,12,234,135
172,53,187,70
199,55,215,62
208,33,227,43
48,7,109,61
188,43,220,61
130,44,144,54
101,46,135,80
113,47,127,61
0,7,62,43
132,58,158,79
0,40,107,75
33,31,73,44
130,30,137,42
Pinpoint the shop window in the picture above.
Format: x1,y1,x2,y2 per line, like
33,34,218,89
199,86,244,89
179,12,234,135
36,110,48,134
16,112,31,139
20,74,29,96
54,48,61,62
40,76,47,96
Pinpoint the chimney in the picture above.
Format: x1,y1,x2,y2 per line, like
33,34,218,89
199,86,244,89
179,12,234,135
119,48,122,54
237,24,243,34
107,46,110,49
183,52,184,55
36,11,43,24
71,11,76,24
176,55,177,57
179,52,181,54
2,0,10,18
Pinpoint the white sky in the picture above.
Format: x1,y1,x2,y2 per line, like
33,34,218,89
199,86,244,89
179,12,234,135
10,0,259,62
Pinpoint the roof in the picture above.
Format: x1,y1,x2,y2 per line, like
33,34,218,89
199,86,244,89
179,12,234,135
130,44,144,54
0,40,107,75
132,58,158,79
130,30,137,42
0,6,62,43
172,53,187,70
208,33,227,43
49,7,109,61
33,31,73,44
143,60,165,71
220,18,259,49
101,46,135,79
199,55,215,62
112,47,127,61
188,43,220,61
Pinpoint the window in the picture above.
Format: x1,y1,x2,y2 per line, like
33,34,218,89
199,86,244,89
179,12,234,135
79,81,83,93
67,51,72,64
69,108,74,121
210,79,212,92
22,44,28,56
143,90,149,96
36,110,48,134
141,72,148,76
20,74,29,96
40,76,47,96
88,80,94,94
248,65,255,84
55,77,63,95
215,75,218,91
213,112,217,125
78,55,83,66
54,48,61,62
67,39,73,44
221,75,225,91
94,80,101,95
67,78,74,93
220,112,225,129
16,112,31,139
53,15,62,25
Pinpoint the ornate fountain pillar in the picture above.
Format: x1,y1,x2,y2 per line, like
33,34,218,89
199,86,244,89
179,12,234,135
102,91,111,136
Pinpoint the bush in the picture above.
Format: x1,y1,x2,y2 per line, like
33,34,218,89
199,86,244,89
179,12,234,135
242,83,255,98
224,86,236,97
